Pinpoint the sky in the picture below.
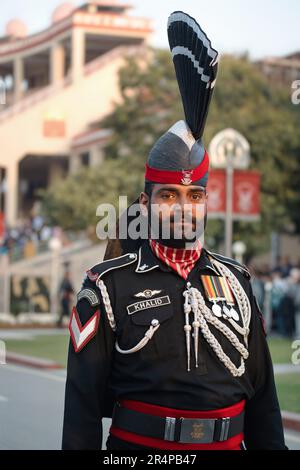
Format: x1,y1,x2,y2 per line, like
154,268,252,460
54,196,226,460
0,0,299,60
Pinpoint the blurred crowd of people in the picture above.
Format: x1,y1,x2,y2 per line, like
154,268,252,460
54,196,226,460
0,214,56,260
251,256,300,339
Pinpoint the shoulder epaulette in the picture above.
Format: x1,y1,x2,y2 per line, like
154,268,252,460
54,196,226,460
86,252,138,282
206,250,251,279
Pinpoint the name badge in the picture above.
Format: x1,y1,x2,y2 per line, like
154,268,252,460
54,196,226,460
127,295,171,315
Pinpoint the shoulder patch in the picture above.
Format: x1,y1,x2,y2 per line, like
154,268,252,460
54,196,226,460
77,287,100,306
69,306,100,353
206,250,251,279
86,252,138,282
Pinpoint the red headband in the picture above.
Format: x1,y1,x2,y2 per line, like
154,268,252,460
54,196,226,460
145,150,209,185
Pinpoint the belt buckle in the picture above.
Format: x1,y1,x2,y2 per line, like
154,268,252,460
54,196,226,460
179,418,215,444
164,416,231,444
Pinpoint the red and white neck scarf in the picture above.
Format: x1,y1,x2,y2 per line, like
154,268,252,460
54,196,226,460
149,239,202,280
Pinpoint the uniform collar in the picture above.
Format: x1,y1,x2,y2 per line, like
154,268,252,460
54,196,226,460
135,240,220,276
135,240,163,273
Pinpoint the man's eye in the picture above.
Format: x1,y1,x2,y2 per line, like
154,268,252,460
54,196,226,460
191,194,203,200
161,193,174,199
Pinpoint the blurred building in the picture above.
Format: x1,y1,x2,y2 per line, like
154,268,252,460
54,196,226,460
0,1,152,227
256,51,300,86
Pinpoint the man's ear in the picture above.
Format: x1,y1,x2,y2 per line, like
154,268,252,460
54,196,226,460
139,192,149,217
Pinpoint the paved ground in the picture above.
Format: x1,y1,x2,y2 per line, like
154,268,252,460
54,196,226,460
0,328,68,340
0,363,111,450
274,364,300,374
0,364,66,450
0,363,299,450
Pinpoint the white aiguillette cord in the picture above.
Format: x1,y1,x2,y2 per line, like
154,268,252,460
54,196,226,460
182,282,249,377
183,282,201,372
115,320,160,355
183,286,192,371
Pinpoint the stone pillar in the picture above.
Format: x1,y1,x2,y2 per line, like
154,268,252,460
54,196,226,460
69,151,81,174
71,28,85,82
5,163,18,226
13,57,24,102
50,42,65,84
89,145,105,167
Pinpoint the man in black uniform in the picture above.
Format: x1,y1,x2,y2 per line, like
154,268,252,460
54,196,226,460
62,11,286,450
58,268,74,328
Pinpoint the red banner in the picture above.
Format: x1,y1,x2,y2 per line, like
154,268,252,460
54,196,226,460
233,171,260,218
207,170,226,215
207,170,261,219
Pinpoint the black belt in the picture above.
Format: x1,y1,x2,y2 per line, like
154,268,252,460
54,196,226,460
112,402,244,444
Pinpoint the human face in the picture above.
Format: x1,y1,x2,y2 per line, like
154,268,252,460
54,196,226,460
140,183,208,243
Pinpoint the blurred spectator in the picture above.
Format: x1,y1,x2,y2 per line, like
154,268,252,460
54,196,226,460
270,269,288,335
31,214,44,236
275,255,294,278
57,270,74,328
40,225,52,242
278,287,296,339
251,267,265,310
271,268,296,338
23,238,36,259
288,268,300,338
250,260,300,338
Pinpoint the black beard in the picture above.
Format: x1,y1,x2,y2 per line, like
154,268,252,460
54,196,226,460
148,211,207,249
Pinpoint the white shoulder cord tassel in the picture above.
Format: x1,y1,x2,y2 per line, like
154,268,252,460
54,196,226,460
191,288,200,368
183,285,192,371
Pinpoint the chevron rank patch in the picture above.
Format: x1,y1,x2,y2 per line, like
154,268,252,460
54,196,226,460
69,306,100,353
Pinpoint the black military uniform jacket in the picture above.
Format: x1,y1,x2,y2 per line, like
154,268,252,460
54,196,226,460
62,240,286,450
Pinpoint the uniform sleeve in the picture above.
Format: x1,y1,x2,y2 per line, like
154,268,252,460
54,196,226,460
244,284,287,450
62,276,115,450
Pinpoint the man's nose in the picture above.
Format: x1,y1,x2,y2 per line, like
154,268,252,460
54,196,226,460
177,194,190,206
174,199,193,217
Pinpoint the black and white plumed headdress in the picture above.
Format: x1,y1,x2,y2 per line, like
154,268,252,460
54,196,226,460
145,11,219,187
